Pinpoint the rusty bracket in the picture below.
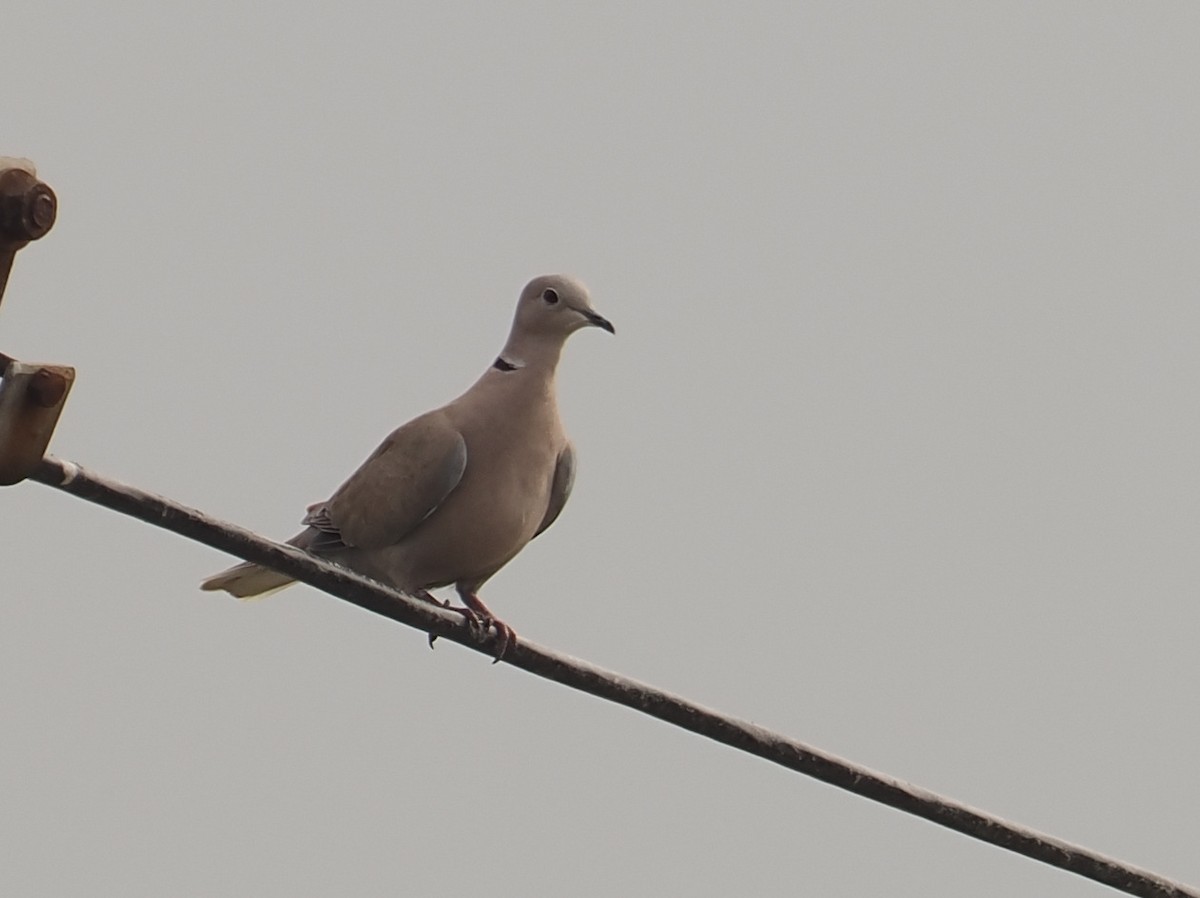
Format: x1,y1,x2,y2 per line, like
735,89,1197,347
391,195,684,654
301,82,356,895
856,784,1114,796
0,158,71,485
0,355,74,484
0,160,57,305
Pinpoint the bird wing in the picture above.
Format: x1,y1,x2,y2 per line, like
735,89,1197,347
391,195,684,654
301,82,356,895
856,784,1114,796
304,411,468,551
533,442,576,539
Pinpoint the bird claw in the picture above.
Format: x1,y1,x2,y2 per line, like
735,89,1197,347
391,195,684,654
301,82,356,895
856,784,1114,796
424,602,492,649
450,607,517,661
413,589,451,649
486,618,517,663
419,589,516,662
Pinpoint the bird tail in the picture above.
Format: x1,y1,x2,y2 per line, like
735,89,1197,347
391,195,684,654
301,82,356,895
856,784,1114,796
200,561,296,600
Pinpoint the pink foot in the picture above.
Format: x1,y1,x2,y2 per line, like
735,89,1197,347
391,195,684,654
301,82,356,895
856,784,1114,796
417,589,493,650
457,588,517,662
414,589,452,649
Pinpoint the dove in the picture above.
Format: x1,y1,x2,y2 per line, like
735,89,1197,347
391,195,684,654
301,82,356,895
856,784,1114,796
200,274,613,659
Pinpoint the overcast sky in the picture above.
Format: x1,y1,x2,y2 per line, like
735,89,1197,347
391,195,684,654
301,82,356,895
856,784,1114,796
4,3,1199,895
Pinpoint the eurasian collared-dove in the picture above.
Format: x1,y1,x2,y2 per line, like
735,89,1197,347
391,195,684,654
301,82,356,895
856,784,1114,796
200,274,612,659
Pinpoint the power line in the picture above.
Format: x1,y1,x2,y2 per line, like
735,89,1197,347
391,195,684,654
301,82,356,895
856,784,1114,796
26,454,1198,898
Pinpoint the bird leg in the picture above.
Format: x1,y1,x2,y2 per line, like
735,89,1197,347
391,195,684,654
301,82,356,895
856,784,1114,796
413,588,446,608
416,589,488,649
456,587,517,662
414,589,456,649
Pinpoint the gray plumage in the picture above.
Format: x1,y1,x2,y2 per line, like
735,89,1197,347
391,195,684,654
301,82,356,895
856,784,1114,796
200,274,612,657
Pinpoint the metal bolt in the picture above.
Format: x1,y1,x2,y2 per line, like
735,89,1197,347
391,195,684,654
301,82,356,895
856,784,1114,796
29,368,68,407
0,170,57,243
30,190,56,232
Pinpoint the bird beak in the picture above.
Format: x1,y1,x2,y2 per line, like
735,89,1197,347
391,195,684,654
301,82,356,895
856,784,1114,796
582,309,615,334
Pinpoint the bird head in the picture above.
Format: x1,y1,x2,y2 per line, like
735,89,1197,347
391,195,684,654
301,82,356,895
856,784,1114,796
511,274,614,341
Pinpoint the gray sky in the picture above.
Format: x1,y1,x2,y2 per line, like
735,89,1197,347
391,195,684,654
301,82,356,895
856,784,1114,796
4,2,1199,895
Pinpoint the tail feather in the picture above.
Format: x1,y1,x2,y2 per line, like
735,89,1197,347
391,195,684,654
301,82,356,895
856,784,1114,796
200,561,296,600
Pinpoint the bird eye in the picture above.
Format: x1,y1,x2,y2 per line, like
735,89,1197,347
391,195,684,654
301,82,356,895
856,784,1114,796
542,288,559,305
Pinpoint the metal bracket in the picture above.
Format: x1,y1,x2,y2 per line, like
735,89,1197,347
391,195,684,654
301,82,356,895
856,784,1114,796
0,158,70,485
0,355,74,484
0,159,57,301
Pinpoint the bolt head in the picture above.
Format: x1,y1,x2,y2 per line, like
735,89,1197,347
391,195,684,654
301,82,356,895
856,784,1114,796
31,191,55,231
30,368,68,407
